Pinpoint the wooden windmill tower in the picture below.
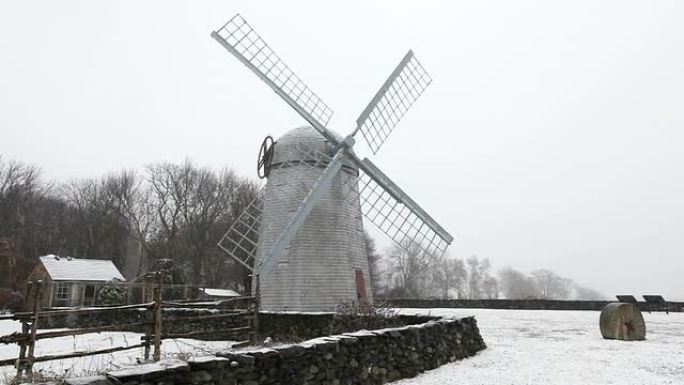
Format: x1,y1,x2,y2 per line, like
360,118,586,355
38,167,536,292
214,14,453,311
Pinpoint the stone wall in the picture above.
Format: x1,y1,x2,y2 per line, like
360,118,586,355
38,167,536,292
65,316,486,385
258,312,438,342
384,298,684,312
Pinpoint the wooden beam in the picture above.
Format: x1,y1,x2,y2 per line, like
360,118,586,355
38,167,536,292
12,302,154,319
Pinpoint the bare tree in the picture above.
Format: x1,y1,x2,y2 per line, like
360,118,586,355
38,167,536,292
499,267,540,299
101,171,157,277
431,256,467,299
482,276,500,299
386,239,440,298
145,160,260,288
0,157,49,289
573,285,606,300
0,156,260,293
363,232,383,296
530,269,572,300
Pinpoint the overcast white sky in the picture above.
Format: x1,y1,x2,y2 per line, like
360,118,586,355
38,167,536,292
1,1,683,300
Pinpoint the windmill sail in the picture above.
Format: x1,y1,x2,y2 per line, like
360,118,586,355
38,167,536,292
213,13,453,310
354,157,452,258
217,189,264,271
212,14,338,145
355,50,432,154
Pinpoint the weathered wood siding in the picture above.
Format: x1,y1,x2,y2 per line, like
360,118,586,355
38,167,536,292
256,126,372,311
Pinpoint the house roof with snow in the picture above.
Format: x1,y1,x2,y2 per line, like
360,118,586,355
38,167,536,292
39,255,125,282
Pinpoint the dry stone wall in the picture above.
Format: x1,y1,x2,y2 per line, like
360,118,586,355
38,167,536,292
64,316,485,385
258,312,439,342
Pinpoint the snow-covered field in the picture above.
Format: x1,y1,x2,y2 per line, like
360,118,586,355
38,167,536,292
395,308,684,385
0,320,234,383
1,309,683,384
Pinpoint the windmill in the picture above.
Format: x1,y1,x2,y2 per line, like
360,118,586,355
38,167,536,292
213,14,453,311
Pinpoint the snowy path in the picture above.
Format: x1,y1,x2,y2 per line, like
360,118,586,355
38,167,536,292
394,308,684,385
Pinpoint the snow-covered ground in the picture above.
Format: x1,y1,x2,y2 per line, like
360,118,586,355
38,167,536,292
0,320,234,383
395,308,684,385
2,309,682,384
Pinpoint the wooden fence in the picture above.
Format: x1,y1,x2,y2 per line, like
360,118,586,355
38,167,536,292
0,275,256,383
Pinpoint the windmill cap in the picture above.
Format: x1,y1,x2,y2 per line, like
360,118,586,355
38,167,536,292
270,126,358,173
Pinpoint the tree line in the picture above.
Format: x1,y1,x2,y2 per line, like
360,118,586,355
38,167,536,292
367,239,605,300
1,155,604,301
0,156,259,293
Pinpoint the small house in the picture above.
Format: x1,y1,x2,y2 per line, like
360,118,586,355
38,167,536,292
28,255,125,307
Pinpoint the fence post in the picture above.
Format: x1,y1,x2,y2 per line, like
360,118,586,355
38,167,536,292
152,272,163,362
15,281,32,383
143,275,152,361
15,321,29,382
26,280,42,381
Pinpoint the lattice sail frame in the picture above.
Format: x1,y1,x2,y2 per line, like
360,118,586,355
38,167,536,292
213,13,452,270
217,189,264,271
213,14,334,135
356,50,432,154
343,167,450,259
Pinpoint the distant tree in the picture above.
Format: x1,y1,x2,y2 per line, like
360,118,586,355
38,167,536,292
498,267,540,299
465,255,498,299
0,157,52,289
482,276,500,299
386,240,439,298
0,156,260,293
432,256,467,299
363,232,383,296
573,285,606,300
465,256,482,299
530,269,572,300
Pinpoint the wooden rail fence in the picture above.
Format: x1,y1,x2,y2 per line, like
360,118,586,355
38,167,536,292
0,274,256,383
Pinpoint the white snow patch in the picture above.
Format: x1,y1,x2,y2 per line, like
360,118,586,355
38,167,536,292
0,320,235,384
105,359,188,378
393,308,684,385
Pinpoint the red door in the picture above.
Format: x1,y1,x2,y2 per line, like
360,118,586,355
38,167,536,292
355,268,368,306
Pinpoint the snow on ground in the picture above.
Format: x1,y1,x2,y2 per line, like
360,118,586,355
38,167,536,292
395,308,684,385
2,309,683,384
0,320,234,383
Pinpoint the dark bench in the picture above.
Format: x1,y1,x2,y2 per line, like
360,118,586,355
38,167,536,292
616,295,638,304
642,295,669,314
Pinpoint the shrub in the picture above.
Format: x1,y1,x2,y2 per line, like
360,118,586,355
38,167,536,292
95,283,127,306
329,300,403,335
0,289,24,312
